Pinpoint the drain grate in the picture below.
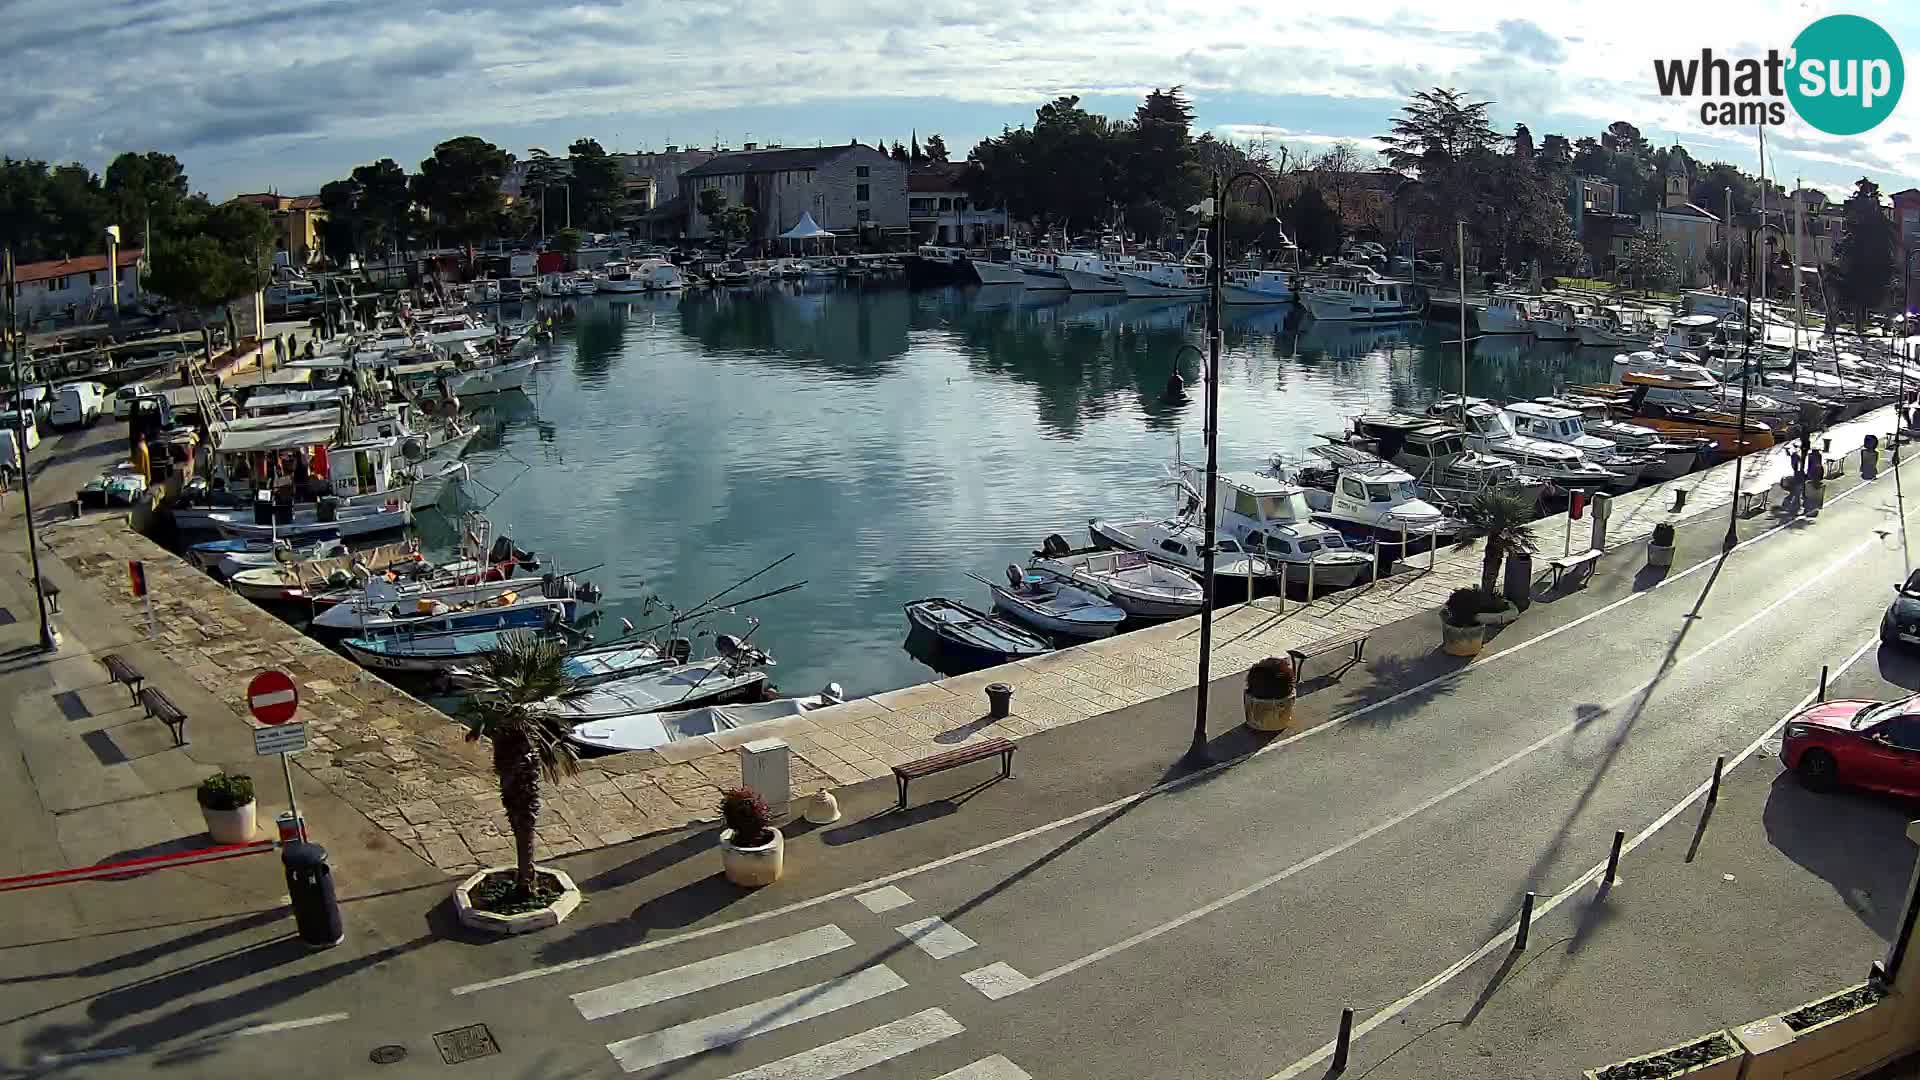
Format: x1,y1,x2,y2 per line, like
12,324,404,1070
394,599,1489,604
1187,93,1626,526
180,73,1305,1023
433,1024,499,1065
368,1045,407,1065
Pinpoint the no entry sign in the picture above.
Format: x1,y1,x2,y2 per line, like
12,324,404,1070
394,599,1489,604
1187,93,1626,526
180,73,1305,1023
247,670,299,725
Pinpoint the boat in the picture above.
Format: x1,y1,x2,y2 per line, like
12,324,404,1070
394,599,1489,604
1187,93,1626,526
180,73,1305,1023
1530,397,1707,480
1009,249,1072,291
1609,387,1777,455
418,313,495,347
970,256,1026,287
1171,465,1375,590
1027,536,1204,619
1222,268,1296,305
1528,299,1586,341
1086,517,1282,596
450,355,539,396
988,566,1128,639
1300,266,1422,322
1343,414,1548,508
209,499,411,541
1282,445,1465,548
1501,401,1660,489
1118,237,1211,299
340,627,572,674
560,639,669,686
1056,251,1134,293
187,532,339,574
566,685,846,755
213,538,350,579
904,598,1053,666
223,541,425,603
596,262,648,293
1577,307,1655,349
1477,294,1535,334
1427,398,1623,493
314,590,578,638
531,635,777,723
308,566,594,630
905,245,976,288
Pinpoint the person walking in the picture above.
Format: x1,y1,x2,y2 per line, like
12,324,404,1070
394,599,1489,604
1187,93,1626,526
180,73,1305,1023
1806,445,1826,515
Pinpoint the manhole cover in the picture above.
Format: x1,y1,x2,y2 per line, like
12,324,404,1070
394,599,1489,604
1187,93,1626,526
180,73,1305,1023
433,1024,500,1065
369,1045,407,1065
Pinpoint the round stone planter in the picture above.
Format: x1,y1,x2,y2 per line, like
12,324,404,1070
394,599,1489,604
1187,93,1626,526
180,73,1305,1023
1647,543,1675,569
453,866,582,935
1475,603,1519,627
720,828,785,888
1244,692,1295,733
1441,620,1485,657
202,801,257,845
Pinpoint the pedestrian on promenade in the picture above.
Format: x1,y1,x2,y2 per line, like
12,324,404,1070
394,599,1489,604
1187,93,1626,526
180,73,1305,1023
1785,448,1805,517
1863,434,1880,480
1806,446,1826,515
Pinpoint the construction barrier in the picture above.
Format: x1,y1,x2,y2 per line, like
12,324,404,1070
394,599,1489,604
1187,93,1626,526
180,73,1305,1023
0,840,278,893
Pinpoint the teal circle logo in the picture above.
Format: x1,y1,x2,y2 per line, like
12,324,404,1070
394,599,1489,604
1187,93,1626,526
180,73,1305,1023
1786,15,1904,135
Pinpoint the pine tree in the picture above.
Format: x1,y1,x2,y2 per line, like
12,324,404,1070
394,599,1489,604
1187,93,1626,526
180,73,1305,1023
1831,177,1896,331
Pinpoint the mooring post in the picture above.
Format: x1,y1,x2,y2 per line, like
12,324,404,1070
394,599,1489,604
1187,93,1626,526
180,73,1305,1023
1331,1007,1355,1072
1708,755,1725,803
1515,891,1536,951
1604,829,1625,888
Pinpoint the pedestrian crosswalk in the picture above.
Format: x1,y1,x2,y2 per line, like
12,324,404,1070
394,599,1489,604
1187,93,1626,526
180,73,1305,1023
565,912,1036,1078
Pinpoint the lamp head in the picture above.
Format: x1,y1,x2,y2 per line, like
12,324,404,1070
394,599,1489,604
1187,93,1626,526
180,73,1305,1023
105,225,121,244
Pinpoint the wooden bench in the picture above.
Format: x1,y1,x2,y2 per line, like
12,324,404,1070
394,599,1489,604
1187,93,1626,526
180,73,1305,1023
1287,629,1371,684
893,737,1015,809
137,686,188,746
100,653,144,704
1734,490,1768,518
1549,549,1602,588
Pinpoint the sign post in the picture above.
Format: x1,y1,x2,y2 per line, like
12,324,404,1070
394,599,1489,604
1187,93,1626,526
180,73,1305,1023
248,670,306,842
128,560,154,638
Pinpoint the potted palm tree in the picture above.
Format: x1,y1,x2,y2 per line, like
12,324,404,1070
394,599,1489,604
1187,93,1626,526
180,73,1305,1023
1458,490,1538,621
1648,522,1677,568
1441,587,1487,656
719,787,784,887
1243,656,1296,732
198,772,257,844
452,631,587,934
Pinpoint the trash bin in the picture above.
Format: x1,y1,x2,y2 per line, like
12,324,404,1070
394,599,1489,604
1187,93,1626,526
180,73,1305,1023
282,842,344,948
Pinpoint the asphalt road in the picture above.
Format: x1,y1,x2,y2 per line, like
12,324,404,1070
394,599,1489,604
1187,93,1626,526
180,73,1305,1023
7,443,1920,1079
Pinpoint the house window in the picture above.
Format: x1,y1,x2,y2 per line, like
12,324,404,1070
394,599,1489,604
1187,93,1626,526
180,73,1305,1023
856,166,870,178
49,276,67,290
857,208,871,223
88,272,98,286
910,198,935,214
856,184,870,202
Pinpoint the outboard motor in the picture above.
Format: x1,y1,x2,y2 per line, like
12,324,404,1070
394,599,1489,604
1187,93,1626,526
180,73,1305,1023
820,682,845,704
1006,564,1024,590
513,546,539,571
715,633,742,658
667,637,692,664
325,568,352,588
1042,533,1072,558
487,536,515,565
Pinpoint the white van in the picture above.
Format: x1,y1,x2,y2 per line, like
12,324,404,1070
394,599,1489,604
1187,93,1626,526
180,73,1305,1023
0,409,40,482
50,382,104,429
113,381,152,420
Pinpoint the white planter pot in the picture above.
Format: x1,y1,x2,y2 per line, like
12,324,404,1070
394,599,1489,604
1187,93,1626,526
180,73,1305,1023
721,827,785,887
452,865,582,935
202,801,257,844
1243,692,1295,733
1647,543,1675,568
1441,620,1484,657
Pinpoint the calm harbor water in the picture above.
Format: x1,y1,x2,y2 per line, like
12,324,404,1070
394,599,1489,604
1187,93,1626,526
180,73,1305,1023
433,284,1614,700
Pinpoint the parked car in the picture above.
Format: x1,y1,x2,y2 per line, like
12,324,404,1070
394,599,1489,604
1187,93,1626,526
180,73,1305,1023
1882,572,1920,646
1781,692,1920,796
49,381,105,429
112,381,152,420
0,408,41,484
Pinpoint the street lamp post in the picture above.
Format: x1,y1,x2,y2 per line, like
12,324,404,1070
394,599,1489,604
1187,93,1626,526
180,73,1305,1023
1186,169,1281,769
1725,217,1780,551
104,224,121,317
4,251,59,651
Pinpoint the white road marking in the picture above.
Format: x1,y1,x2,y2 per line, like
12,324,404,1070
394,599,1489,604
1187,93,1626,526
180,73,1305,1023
214,1012,350,1039
574,925,855,1021
451,445,1907,999
993,532,1885,996
960,962,1033,1000
934,1056,1036,1080
605,965,907,1073
855,885,915,913
31,1048,135,1067
895,916,978,960
1263,630,1885,1080
717,1008,963,1080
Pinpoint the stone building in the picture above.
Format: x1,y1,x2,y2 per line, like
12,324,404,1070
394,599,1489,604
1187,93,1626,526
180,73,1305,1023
908,164,1006,245
678,143,907,244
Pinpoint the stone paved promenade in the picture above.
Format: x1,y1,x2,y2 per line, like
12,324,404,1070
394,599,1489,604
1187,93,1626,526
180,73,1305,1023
37,405,1899,875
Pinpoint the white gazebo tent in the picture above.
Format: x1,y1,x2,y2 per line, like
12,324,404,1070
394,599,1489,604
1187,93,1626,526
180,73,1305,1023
778,212,837,255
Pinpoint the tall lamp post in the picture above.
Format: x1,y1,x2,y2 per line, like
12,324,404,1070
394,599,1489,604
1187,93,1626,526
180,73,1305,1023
4,251,59,651
104,224,121,317
1187,169,1281,768
1725,215,1782,552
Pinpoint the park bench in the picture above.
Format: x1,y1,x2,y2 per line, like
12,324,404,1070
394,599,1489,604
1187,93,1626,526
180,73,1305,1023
1549,549,1602,588
893,737,1015,809
100,653,144,704
1734,490,1768,518
137,686,188,746
1287,628,1371,685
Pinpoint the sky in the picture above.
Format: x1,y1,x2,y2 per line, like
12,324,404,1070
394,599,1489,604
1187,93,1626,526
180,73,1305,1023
3,0,1915,203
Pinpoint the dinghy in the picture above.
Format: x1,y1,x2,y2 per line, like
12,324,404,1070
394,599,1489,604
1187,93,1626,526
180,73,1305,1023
988,565,1127,639
209,500,412,540
340,627,571,674
310,589,583,636
903,598,1053,667
566,684,846,754
225,542,422,602
1028,536,1205,619
188,533,340,575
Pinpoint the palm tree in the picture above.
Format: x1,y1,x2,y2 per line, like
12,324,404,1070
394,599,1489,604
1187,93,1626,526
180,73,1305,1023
459,631,588,895
1458,489,1540,595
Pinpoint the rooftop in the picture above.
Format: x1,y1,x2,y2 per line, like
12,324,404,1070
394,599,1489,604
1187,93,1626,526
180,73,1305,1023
682,144,875,179
10,249,144,285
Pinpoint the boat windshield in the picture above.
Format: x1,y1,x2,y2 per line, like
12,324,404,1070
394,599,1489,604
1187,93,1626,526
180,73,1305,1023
1365,481,1416,503
1259,492,1311,521
1480,411,1517,438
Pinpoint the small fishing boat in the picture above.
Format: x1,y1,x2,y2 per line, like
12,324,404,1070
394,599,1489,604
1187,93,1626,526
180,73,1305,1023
345,601,567,641
308,570,593,630
533,638,776,723
340,627,571,674
988,566,1128,639
311,589,585,636
224,541,423,602
1028,537,1204,619
904,598,1053,667
209,500,412,541
1281,445,1466,547
1087,517,1283,597
561,639,671,686
1502,401,1661,489
1173,464,1376,590
566,685,846,754
187,533,340,574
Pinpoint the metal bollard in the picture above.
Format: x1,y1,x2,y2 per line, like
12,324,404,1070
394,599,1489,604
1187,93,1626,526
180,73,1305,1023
282,842,344,948
1515,891,1536,951
1603,829,1625,889
1331,1007,1355,1072
1708,755,1725,803
986,683,1013,720
1307,557,1316,603
1819,665,1829,702
1671,488,1688,513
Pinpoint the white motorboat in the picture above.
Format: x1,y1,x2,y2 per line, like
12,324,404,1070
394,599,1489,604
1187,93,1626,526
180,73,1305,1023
596,262,648,293
340,627,570,675
309,572,562,631
1301,267,1422,321
534,639,775,724
1284,445,1465,546
1222,268,1296,305
1528,299,1587,341
988,567,1128,639
1056,251,1133,293
1028,537,1204,619
1427,398,1622,493
1010,249,1072,291
1478,295,1535,334
224,541,423,602
418,313,495,347
1087,517,1281,595
451,355,539,395
1174,464,1374,590
1343,414,1549,508
1614,349,1717,384
970,257,1026,287
210,500,411,541
1532,396,1705,480
1577,307,1655,349
1118,258,1208,298
566,685,845,754
1502,400,1659,488
214,538,348,579
312,590,579,636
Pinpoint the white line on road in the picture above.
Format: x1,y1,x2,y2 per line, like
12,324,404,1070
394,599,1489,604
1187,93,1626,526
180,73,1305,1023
961,961,1034,1000
605,965,907,1073
450,454,1907,998
895,916,979,960
573,925,855,1021
1263,630,1885,1080
213,1012,351,1039
855,885,915,913
993,530,1885,995
933,1055,1037,1079
717,1007,964,1080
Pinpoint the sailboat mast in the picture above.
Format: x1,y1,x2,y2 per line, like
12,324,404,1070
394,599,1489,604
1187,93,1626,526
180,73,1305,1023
1457,221,1468,402
1793,175,1806,385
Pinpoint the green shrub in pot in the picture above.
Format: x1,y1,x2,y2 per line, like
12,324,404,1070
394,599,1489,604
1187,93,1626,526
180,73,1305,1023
1652,522,1676,547
1246,656,1296,699
197,772,255,811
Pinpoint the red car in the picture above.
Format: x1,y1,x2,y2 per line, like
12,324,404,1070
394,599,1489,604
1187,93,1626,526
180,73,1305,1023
1781,694,1920,797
